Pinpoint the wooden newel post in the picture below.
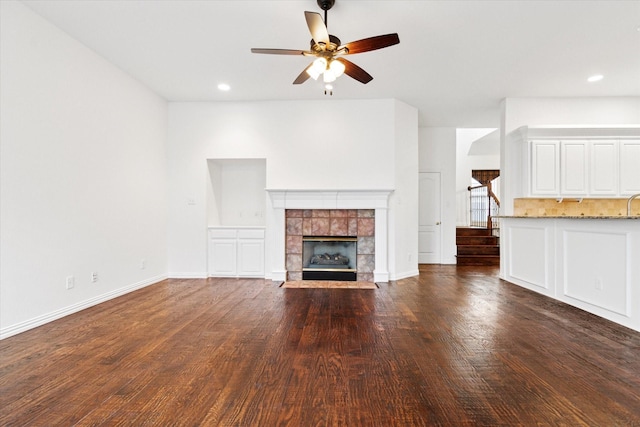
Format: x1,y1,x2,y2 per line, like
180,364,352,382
486,181,493,232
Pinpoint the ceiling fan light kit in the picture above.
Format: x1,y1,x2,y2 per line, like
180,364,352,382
251,0,399,94
308,57,345,83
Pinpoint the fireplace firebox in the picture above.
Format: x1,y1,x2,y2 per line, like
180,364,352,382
302,236,357,281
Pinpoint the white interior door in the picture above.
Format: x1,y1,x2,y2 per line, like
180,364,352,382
419,172,441,264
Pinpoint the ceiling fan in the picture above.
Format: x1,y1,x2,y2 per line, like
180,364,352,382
251,0,400,89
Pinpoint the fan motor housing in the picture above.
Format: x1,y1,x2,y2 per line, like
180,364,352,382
310,34,341,53
317,0,335,11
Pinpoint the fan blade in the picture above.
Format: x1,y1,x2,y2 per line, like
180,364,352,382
251,48,308,55
305,11,329,45
293,64,313,85
336,58,373,84
341,33,400,55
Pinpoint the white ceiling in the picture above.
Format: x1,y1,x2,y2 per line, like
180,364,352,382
21,0,640,127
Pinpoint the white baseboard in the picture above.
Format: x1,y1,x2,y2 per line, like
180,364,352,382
390,269,420,281
168,272,208,279
0,274,167,340
373,270,389,283
269,270,287,282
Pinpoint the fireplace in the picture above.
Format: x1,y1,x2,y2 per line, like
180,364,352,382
303,236,357,281
283,208,375,282
267,190,392,283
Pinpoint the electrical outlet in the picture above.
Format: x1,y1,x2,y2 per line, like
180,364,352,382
595,277,603,290
66,276,75,290
91,272,98,283
140,259,146,270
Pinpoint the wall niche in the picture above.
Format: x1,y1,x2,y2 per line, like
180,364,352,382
206,159,266,226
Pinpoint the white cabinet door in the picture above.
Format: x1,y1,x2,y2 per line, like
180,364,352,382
208,227,265,278
620,140,640,195
590,140,618,195
209,239,237,277
531,140,560,195
237,240,265,277
237,228,265,277
523,133,640,199
561,140,588,195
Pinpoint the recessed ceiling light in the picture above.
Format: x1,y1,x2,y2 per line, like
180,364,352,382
587,74,604,83
217,83,231,91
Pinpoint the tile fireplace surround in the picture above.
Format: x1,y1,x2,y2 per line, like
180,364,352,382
267,190,392,283
285,209,375,282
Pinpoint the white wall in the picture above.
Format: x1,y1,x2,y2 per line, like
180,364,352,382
389,100,419,279
503,97,640,134
418,127,457,264
500,97,640,214
207,159,266,226
167,100,417,279
456,129,500,226
0,1,168,338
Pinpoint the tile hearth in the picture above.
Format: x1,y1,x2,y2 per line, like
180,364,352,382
281,280,378,289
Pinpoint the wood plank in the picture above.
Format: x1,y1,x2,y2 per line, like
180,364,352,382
2,267,640,425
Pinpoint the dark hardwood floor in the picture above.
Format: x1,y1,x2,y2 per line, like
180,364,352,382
2,265,640,426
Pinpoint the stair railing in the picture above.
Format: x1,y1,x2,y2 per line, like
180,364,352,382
468,181,500,234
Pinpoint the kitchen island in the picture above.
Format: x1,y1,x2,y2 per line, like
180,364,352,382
499,216,640,332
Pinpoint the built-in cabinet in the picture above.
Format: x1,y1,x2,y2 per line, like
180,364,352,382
590,140,618,195
206,159,267,278
530,140,559,195
620,140,640,194
527,137,640,197
560,140,588,195
208,227,265,278
500,217,640,332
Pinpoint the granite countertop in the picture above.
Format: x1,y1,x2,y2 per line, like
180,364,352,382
496,215,640,219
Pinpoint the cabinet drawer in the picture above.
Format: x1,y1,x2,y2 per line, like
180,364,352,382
209,228,237,239
238,228,265,239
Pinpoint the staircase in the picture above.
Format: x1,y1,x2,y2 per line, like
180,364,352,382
456,227,500,266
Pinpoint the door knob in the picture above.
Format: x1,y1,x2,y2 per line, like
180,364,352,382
436,221,441,225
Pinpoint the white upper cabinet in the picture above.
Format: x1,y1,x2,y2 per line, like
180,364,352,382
530,140,560,195
590,140,618,195
560,140,588,195
527,136,640,197
620,140,640,195
508,127,640,207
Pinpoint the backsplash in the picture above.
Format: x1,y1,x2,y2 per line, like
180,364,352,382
513,198,640,217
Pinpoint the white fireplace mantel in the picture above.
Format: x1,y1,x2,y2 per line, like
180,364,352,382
267,189,394,282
